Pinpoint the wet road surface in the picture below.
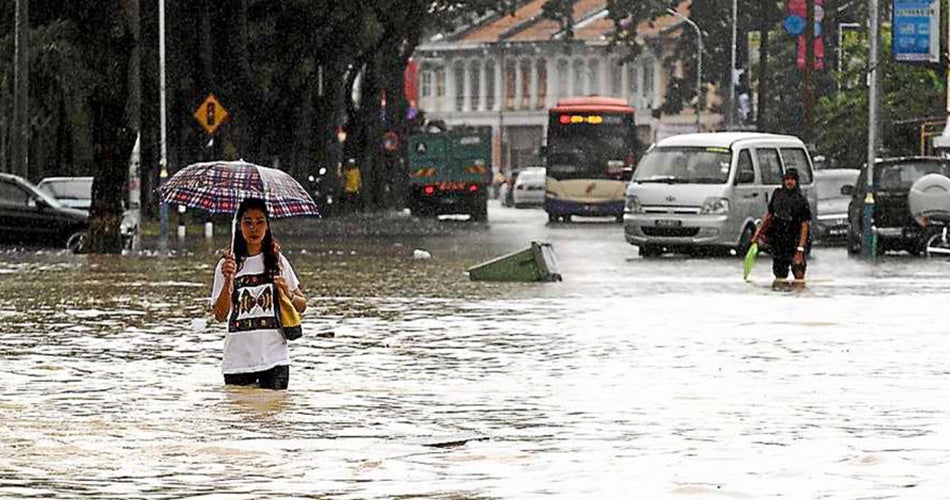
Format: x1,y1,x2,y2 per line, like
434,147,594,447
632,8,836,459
2,201,950,498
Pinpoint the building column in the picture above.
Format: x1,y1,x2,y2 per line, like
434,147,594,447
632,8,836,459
494,56,503,111
600,52,610,96
463,60,472,112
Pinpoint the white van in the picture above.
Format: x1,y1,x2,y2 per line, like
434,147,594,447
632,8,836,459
623,132,817,257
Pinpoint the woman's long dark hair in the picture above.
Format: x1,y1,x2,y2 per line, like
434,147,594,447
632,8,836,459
233,197,280,278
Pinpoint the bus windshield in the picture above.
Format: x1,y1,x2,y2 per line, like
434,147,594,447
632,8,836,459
546,113,636,181
633,146,732,184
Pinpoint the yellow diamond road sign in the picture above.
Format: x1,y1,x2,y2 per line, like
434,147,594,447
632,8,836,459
194,93,229,136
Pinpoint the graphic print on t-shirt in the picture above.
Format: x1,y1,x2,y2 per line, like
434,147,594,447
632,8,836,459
229,273,279,332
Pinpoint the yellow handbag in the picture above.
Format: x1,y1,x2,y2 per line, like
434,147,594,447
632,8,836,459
275,287,303,340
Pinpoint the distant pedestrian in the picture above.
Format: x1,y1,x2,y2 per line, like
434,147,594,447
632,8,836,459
343,159,363,212
210,197,307,390
751,168,812,283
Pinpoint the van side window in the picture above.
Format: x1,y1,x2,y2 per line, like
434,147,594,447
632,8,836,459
780,148,812,183
756,148,783,184
736,150,754,184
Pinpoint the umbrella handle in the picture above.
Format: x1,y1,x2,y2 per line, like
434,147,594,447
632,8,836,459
230,213,237,255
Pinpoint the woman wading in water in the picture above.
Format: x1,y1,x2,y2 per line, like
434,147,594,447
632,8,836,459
210,197,307,390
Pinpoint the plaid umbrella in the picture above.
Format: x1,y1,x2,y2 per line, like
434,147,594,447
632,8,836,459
157,160,319,218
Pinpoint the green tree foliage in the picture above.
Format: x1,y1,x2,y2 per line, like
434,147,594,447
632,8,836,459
815,27,944,168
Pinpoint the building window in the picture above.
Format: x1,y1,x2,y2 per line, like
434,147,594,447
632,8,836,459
454,61,465,111
536,58,547,109
504,60,516,110
470,60,481,111
588,59,600,96
572,59,584,96
434,65,445,110
557,59,569,99
627,63,639,101
421,69,432,99
485,60,495,110
642,56,655,102
610,60,622,98
520,59,531,109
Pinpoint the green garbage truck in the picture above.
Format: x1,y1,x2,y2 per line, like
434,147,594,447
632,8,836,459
407,130,492,221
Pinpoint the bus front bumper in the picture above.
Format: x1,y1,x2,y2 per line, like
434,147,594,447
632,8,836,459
545,198,624,217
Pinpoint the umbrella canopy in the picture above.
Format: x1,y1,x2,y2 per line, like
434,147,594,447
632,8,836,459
157,160,319,218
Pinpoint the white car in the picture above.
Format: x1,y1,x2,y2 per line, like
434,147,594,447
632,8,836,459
512,167,546,207
37,176,135,248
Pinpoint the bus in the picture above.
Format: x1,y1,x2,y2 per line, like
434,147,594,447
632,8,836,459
544,96,641,223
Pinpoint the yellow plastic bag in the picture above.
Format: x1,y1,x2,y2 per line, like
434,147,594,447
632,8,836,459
276,288,302,340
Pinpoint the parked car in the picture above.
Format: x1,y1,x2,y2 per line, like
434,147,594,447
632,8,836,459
512,167,546,207
0,173,88,252
846,157,950,255
37,176,94,211
813,168,859,244
624,132,817,257
37,176,135,248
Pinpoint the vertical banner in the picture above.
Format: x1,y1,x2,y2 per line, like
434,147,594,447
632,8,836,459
892,0,940,63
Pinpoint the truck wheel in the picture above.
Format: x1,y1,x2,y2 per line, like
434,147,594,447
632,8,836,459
547,213,558,223
472,202,488,221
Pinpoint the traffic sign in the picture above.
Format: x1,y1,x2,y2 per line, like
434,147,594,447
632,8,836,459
193,93,229,136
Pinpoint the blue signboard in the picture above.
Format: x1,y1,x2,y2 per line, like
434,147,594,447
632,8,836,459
892,0,940,63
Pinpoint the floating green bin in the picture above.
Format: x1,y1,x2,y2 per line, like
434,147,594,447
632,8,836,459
467,241,561,282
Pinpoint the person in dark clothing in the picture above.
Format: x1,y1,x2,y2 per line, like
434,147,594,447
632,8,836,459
751,168,812,281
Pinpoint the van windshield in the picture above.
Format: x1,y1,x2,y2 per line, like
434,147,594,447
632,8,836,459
633,147,732,184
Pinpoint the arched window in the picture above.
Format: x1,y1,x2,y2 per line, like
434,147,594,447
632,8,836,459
642,56,655,102
470,60,481,111
504,60,516,110
572,59,584,96
627,63,640,101
536,58,547,109
520,59,532,109
485,60,496,110
609,59,623,98
434,65,445,110
557,59,569,99
454,61,465,111
588,59,601,95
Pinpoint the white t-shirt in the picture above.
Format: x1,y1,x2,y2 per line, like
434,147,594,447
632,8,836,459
210,253,300,374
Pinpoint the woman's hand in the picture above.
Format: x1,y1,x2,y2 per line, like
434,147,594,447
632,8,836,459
221,252,236,281
273,276,292,298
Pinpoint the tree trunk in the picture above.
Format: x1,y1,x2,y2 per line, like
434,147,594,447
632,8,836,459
86,2,138,254
756,23,769,131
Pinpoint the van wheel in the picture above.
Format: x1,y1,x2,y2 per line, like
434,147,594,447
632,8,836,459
66,231,86,254
736,225,755,257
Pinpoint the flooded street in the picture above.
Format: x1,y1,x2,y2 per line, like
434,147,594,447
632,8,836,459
3,201,950,498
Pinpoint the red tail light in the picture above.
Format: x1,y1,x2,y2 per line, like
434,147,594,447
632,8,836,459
468,184,478,192
424,185,435,195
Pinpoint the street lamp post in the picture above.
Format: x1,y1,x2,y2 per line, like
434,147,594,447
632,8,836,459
668,9,703,130
159,0,169,246
863,0,880,258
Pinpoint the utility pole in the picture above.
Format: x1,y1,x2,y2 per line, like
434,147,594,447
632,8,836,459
12,0,29,178
729,0,738,130
804,0,816,145
159,0,169,246
863,0,880,258
128,0,142,251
